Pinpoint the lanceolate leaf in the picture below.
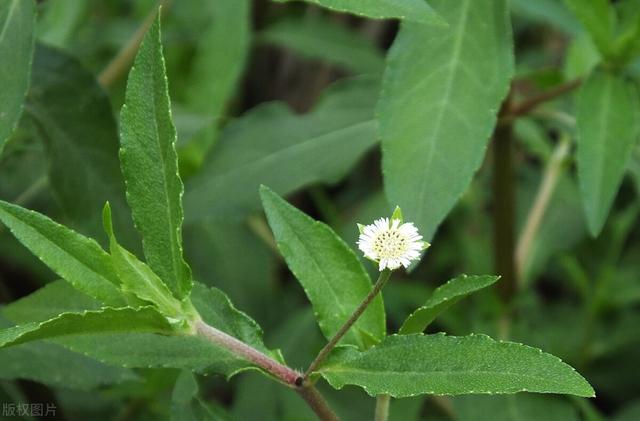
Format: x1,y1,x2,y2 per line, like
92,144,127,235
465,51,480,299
103,203,184,319
120,13,192,298
184,77,380,223
319,334,595,397
186,0,250,118
26,44,136,247
563,0,613,58
3,280,277,377
260,186,385,349
0,307,172,349
260,17,384,75
0,0,35,154
0,200,125,306
400,275,499,334
576,70,640,236
380,0,514,240
272,0,445,26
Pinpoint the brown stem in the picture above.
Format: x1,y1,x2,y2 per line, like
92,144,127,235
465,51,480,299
296,385,341,421
500,78,582,124
493,100,516,304
304,270,391,379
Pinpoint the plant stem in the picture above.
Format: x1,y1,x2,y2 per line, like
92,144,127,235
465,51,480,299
297,384,340,421
194,319,340,421
98,1,169,88
304,270,392,379
500,78,582,124
515,134,571,285
194,319,300,386
492,102,516,304
375,395,391,421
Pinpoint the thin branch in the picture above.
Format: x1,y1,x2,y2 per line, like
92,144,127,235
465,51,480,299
500,78,582,124
515,134,571,285
304,270,392,379
98,1,168,88
374,395,391,421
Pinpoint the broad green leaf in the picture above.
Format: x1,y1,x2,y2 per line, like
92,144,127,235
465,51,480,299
454,394,579,421
259,17,384,75
576,70,640,236
0,313,137,390
380,0,514,240
0,200,125,306
6,282,278,377
103,203,185,319
319,334,595,397
186,0,250,117
0,341,138,390
27,44,136,248
120,12,192,298
510,0,580,35
272,0,445,26
399,275,499,334
0,0,35,154
260,186,385,349
563,0,613,57
37,0,89,49
0,307,172,349
184,77,380,223
3,279,101,324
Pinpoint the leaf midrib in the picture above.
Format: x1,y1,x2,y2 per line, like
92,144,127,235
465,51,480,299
414,0,471,222
0,0,19,45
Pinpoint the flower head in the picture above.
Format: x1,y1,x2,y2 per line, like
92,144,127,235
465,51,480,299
357,208,429,271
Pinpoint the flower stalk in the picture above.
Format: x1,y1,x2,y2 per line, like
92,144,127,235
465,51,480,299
304,269,392,380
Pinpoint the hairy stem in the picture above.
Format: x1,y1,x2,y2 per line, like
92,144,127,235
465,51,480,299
194,319,300,386
195,319,339,421
516,134,571,285
304,270,392,379
297,384,341,421
375,395,391,421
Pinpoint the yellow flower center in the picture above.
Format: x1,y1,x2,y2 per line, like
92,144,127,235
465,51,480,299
372,229,407,258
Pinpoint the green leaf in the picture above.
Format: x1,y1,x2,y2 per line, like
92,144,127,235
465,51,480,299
260,186,385,349
576,70,640,236
563,0,613,58
171,371,233,421
453,394,580,421
0,307,173,349
26,44,136,248
0,200,125,306
0,0,35,154
399,275,499,334
6,282,278,377
186,0,250,117
259,17,384,75
272,0,445,26
120,12,192,298
184,77,380,223
3,279,101,324
319,334,595,397
380,0,514,240
103,203,185,319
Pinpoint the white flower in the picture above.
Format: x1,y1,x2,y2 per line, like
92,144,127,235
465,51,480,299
357,215,428,271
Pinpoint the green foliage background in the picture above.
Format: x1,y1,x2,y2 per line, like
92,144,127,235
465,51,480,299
1,0,639,419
